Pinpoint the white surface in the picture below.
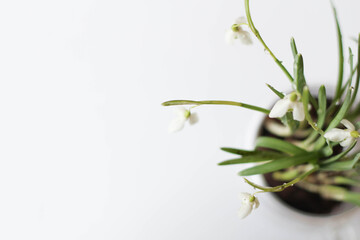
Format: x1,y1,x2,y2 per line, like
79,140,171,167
0,0,359,239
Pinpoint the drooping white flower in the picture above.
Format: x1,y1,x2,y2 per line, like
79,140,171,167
225,17,252,45
238,193,259,219
168,107,198,133
324,119,359,147
269,92,305,121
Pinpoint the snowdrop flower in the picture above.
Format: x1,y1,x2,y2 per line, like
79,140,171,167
168,107,198,133
238,193,259,219
269,92,305,121
225,17,252,45
324,119,359,147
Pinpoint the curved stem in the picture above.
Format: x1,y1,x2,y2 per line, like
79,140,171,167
244,164,319,193
244,0,294,84
162,100,270,114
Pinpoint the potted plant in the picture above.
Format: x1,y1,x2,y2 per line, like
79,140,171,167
163,0,360,222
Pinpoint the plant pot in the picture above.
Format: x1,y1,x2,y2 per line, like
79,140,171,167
242,105,360,239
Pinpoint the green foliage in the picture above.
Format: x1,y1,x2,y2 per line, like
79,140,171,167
320,152,360,171
294,54,306,94
256,136,306,155
238,152,318,176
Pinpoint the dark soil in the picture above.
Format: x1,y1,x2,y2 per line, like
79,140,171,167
263,172,342,214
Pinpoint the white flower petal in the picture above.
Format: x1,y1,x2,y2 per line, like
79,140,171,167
324,128,350,142
174,107,187,117
238,193,257,219
341,119,355,131
168,116,186,133
189,112,198,125
238,203,253,219
235,16,247,25
254,197,260,209
238,31,252,45
292,102,305,121
239,192,252,199
269,98,291,119
340,136,355,147
225,30,237,45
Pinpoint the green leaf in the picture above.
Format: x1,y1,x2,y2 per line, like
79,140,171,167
238,152,318,176
218,155,278,165
317,85,327,129
220,147,283,157
290,37,298,59
256,136,307,155
356,121,360,130
349,33,360,108
312,83,352,150
220,147,256,155
281,112,299,132
266,83,284,99
321,141,357,165
334,176,360,187
302,86,323,136
332,2,344,101
344,191,360,206
320,152,360,171
346,34,360,118
294,54,306,94
219,148,284,165
326,87,352,131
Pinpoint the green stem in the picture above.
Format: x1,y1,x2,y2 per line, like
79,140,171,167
244,164,318,193
244,0,294,84
162,100,270,114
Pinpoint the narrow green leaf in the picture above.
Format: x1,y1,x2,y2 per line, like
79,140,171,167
355,121,360,130
281,112,299,132
321,141,357,165
314,86,350,148
344,191,360,206
290,37,298,58
332,3,344,101
349,33,360,108
334,176,360,187
302,86,324,136
238,153,318,176
266,83,284,99
320,152,360,171
219,156,276,165
326,87,352,131
317,85,327,129
349,47,354,73
220,147,283,157
256,136,307,155
314,98,356,150
220,147,255,155
294,54,306,94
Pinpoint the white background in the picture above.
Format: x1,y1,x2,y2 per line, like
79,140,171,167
0,0,359,239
